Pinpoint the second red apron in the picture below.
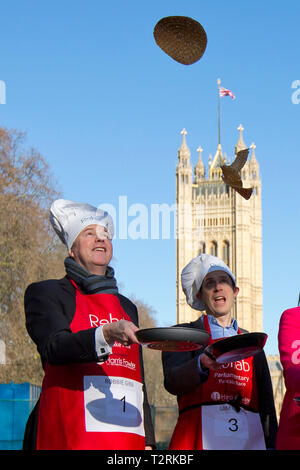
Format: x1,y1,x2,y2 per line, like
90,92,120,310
169,316,265,450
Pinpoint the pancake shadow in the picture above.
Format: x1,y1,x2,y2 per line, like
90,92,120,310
86,398,142,426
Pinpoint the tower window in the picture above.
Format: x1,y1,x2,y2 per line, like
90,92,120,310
210,241,217,257
222,241,230,265
199,242,206,255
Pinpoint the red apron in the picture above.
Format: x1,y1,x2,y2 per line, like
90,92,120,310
36,280,145,450
169,316,265,450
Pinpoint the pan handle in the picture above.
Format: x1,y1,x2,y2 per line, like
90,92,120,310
202,349,216,361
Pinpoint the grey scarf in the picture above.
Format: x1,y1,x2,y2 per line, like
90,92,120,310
64,257,118,295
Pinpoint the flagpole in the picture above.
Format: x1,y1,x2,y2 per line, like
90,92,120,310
217,78,221,146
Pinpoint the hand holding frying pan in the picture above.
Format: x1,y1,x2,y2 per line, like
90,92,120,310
200,349,221,371
102,319,140,346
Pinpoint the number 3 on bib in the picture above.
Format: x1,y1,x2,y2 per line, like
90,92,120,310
228,417,239,432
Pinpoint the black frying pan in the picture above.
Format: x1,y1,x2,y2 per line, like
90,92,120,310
204,332,268,363
135,327,210,351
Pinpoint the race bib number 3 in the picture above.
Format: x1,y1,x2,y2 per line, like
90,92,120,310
201,404,266,450
83,376,144,436
214,405,248,438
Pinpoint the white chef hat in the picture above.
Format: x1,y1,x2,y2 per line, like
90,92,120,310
181,254,236,311
49,199,114,251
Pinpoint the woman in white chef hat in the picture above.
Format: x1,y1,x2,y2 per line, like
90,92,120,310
162,253,278,451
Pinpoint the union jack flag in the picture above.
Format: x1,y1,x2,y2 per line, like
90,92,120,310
219,86,235,99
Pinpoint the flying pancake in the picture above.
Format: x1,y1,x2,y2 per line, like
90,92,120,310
153,16,207,65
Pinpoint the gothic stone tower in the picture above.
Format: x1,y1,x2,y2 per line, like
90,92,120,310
176,126,263,333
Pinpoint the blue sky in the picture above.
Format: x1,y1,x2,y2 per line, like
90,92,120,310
1,1,299,356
